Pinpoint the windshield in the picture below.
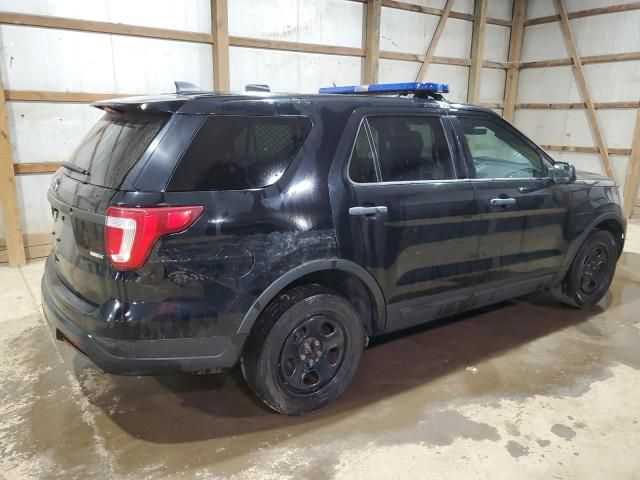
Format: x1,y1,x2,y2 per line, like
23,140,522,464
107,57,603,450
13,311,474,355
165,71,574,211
66,110,169,189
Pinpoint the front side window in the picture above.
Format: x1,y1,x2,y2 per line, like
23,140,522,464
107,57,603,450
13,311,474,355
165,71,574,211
367,116,454,182
458,116,547,179
168,115,311,191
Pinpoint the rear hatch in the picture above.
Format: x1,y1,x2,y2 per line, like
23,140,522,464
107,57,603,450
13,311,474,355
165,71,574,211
49,109,170,305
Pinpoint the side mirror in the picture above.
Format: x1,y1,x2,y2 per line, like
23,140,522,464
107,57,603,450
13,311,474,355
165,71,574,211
550,161,576,184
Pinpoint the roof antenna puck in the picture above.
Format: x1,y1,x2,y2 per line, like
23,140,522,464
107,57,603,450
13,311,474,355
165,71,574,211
174,81,202,94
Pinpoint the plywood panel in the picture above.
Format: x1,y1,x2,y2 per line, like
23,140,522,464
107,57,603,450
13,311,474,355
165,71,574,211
487,0,514,20
391,0,473,15
483,24,509,63
433,17,473,59
515,108,636,151
380,6,439,55
479,67,505,101
516,66,581,103
229,0,364,49
6,102,102,165
0,25,115,92
521,22,568,62
568,11,640,58
0,0,210,33
565,0,640,13
583,61,640,103
526,0,555,19
15,173,54,238
111,36,213,93
229,47,362,94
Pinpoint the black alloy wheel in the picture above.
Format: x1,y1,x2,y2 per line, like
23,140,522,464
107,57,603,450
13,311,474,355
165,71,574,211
556,229,618,308
278,314,346,394
242,285,365,415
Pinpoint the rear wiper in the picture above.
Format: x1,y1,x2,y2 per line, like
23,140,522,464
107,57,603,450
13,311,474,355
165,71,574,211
61,161,90,176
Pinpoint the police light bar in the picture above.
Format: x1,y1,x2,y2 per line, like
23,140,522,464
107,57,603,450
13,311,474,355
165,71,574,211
318,81,449,95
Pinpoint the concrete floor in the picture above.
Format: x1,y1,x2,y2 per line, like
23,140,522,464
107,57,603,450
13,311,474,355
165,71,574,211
3,221,640,479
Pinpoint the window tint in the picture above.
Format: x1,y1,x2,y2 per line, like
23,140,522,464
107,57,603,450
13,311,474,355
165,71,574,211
458,117,546,179
68,111,169,189
168,115,311,191
366,116,454,182
349,124,377,183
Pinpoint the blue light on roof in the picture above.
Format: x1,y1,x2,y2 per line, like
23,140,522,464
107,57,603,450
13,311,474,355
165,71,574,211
318,81,449,95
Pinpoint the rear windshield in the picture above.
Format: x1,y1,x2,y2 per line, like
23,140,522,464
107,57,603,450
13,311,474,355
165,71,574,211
167,115,312,191
66,111,169,188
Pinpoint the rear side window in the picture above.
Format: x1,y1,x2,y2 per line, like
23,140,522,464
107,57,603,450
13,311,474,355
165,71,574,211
367,116,454,182
68,111,169,189
168,115,312,191
348,124,377,183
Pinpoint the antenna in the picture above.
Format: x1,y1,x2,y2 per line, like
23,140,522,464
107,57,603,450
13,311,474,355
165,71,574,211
174,81,202,94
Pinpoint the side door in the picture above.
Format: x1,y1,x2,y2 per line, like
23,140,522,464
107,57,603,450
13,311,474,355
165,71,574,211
330,110,481,333
452,114,571,305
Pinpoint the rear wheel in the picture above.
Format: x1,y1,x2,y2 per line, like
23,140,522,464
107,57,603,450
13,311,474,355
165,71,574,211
555,229,617,308
241,285,365,415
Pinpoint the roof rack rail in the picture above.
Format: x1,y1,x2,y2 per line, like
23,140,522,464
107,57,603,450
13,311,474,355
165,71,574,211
245,84,270,92
318,82,449,100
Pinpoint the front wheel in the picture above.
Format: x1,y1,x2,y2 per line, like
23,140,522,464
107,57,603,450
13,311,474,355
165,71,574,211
555,229,618,308
241,285,365,415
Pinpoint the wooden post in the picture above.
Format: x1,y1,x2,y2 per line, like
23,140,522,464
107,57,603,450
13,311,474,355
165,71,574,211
212,0,230,91
467,0,487,103
554,0,614,178
0,77,26,267
415,0,453,82
503,0,526,122
623,109,640,217
364,0,382,84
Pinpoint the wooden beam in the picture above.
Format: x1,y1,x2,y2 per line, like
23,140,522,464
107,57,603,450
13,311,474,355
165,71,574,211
0,12,213,44
623,109,640,217
230,36,364,57
525,1,640,26
0,76,26,267
503,0,526,122
554,0,613,178
5,90,138,103
516,101,640,110
467,0,487,103
381,0,511,26
0,233,52,264
14,163,61,175
478,101,504,109
212,0,230,91
415,0,453,81
540,145,631,156
518,51,640,69
364,0,382,84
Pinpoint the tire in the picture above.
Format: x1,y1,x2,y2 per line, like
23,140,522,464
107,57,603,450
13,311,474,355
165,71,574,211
554,229,618,308
241,284,365,415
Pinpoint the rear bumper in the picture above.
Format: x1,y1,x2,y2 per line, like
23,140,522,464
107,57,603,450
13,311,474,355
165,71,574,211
41,255,245,375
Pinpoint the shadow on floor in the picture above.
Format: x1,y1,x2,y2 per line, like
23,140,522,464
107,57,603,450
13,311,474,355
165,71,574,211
70,285,623,446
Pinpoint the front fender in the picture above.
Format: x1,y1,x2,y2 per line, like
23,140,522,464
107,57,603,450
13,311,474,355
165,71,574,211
553,210,626,284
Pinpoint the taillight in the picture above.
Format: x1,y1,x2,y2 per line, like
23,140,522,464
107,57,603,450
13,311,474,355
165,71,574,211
105,206,204,270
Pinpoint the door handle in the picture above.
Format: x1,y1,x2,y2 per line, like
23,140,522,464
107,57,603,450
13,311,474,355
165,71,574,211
489,197,516,207
349,206,388,216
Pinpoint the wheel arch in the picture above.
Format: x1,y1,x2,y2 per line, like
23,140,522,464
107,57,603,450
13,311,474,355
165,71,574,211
237,259,386,336
555,211,626,283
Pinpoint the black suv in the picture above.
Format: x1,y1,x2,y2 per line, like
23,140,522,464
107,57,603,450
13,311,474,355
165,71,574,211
42,82,625,415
